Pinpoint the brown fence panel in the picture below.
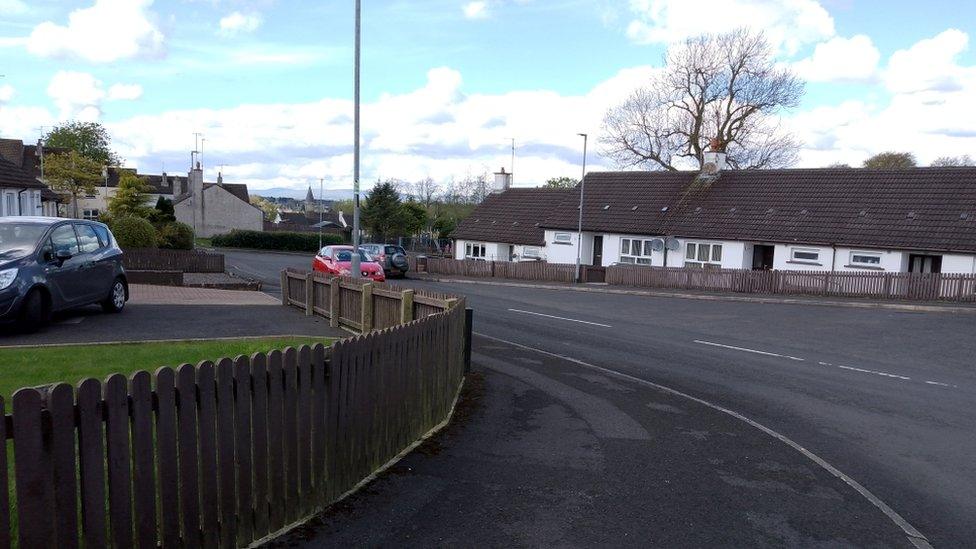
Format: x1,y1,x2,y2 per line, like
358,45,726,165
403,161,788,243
123,248,225,273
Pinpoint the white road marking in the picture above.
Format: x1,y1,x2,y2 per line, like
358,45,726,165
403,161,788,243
818,361,911,381
473,332,932,549
507,308,612,328
925,381,952,387
693,340,805,361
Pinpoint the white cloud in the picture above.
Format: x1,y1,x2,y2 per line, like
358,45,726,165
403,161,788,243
0,85,13,104
793,35,880,83
885,28,970,94
625,0,835,55
107,84,144,101
463,1,489,19
218,11,263,36
47,71,105,120
0,0,28,15
27,0,164,63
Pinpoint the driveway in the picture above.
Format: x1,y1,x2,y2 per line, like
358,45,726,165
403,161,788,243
0,284,345,346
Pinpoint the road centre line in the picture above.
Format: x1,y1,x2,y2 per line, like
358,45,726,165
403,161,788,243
819,361,911,381
693,340,806,361
507,308,612,328
473,332,932,549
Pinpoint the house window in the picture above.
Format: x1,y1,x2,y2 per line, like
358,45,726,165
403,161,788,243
849,251,882,267
791,248,820,263
619,238,653,265
465,243,486,260
685,242,723,268
523,247,542,259
82,209,100,221
553,232,572,245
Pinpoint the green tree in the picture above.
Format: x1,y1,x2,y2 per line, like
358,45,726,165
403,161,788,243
151,196,176,223
395,201,429,236
43,151,103,218
863,152,916,169
249,195,280,221
544,177,579,188
361,180,403,240
43,121,121,166
107,171,153,219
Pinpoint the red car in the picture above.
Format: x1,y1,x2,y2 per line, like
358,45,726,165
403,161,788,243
312,245,386,282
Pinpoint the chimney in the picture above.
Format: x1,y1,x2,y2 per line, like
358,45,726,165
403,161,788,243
492,167,512,194
217,171,223,185
701,137,727,175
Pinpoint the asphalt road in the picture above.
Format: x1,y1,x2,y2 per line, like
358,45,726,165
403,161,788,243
227,249,976,547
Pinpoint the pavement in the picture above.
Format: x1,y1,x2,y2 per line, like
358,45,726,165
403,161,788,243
0,284,344,346
222,248,976,546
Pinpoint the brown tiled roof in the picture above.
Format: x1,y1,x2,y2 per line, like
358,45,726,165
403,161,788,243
452,188,577,246
0,157,46,190
539,168,976,253
205,182,250,204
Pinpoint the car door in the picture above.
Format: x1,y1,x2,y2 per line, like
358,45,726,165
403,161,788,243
45,224,85,307
74,223,112,301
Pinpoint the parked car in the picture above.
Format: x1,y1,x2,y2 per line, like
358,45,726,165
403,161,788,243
313,245,386,282
359,243,410,278
0,217,128,332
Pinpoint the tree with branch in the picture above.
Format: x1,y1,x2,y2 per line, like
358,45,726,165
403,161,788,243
863,152,916,169
602,28,804,171
43,151,103,218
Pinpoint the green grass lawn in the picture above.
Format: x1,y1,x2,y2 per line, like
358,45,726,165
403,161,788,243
194,237,214,248
0,336,336,400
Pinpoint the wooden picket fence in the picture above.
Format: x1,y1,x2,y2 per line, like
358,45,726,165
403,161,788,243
420,258,576,283
1,280,466,547
607,265,976,302
123,248,226,273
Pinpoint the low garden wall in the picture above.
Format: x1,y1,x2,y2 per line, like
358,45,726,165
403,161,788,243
123,248,226,273
0,274,468,547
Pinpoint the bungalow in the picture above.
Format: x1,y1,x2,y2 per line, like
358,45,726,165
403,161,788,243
174,163,264,237
0,138,61,216
452,158,976,275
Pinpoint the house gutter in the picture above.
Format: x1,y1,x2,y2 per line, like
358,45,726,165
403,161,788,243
830,244,837,272
16,188,27,215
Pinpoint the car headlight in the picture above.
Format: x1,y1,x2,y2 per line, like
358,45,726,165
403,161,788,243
0,268,18,291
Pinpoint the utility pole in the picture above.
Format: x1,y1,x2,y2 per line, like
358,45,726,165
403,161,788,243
318,177,324,250
574,133,588,283
506,138,515,186
350,0,362,277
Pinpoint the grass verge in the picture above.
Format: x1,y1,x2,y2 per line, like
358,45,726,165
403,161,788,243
0,336,336,400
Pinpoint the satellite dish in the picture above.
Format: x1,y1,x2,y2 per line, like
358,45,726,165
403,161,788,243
665,237,681,251
650,238,665,252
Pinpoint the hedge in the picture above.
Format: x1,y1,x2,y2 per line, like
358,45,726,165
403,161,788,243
158,221,195,250
111,216,157,248
211,230,346,252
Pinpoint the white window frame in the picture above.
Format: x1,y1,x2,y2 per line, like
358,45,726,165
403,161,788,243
619,237,653,265
465,242,487,260
790,248,821,264
685,241,723,268
522,246,543,259
82,209,100,221
553,232,572,245
849,251,882,267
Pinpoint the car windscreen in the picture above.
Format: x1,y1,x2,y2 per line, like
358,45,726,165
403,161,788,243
0,223,48,260
335,250,371,262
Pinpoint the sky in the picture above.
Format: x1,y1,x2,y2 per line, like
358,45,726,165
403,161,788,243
1,0,976,194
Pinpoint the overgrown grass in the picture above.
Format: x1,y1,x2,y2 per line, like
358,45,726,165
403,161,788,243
0,336,336,400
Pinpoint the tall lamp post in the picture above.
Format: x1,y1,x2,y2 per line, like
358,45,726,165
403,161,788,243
318,177,324,250
350,0,363,277
574,133,588,283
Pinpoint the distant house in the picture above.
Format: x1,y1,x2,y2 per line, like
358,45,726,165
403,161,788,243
453,154,976,274
0,138,62,217
174,163,264,237
73,167,185,220
267,185,350,239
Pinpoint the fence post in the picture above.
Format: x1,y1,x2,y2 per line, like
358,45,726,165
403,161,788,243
361,283,374,332
304,272,314,316
329,277,340,328
400,289,414,324
464,307,473,373
280,271,288,305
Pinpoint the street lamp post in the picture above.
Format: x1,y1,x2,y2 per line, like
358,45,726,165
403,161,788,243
574,133,588,283
350,0,362,278
318,177,324,250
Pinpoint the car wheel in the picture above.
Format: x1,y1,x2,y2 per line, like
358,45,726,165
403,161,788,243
101,278,127,314
19,289,48,333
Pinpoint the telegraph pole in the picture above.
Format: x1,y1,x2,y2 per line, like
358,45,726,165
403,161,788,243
350,0,362,277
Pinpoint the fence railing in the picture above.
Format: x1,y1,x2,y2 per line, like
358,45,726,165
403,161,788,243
123,248,225,273
420,258,576,283
281,269,458,331
607,265,976,302
1,277,467,548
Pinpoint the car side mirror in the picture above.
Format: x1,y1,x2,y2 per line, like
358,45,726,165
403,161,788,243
55,249,72,263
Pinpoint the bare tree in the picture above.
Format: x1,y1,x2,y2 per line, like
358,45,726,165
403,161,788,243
412,177,439,208
602,28,804,171
931,155,975,167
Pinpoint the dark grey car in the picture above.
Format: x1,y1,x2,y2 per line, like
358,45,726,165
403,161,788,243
359,243,410,278
0,217,128,332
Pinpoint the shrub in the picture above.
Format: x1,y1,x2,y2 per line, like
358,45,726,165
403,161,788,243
211,230,345,252
111,216,157,248
158,221,195,250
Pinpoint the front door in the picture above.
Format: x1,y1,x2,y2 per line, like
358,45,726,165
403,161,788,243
752,245,775,270
592,236,603,266
908,254,942,273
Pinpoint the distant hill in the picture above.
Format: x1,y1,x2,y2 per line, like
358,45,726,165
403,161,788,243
252,187,354,201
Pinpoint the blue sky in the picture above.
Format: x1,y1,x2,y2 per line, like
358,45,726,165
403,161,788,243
2,0,976,193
